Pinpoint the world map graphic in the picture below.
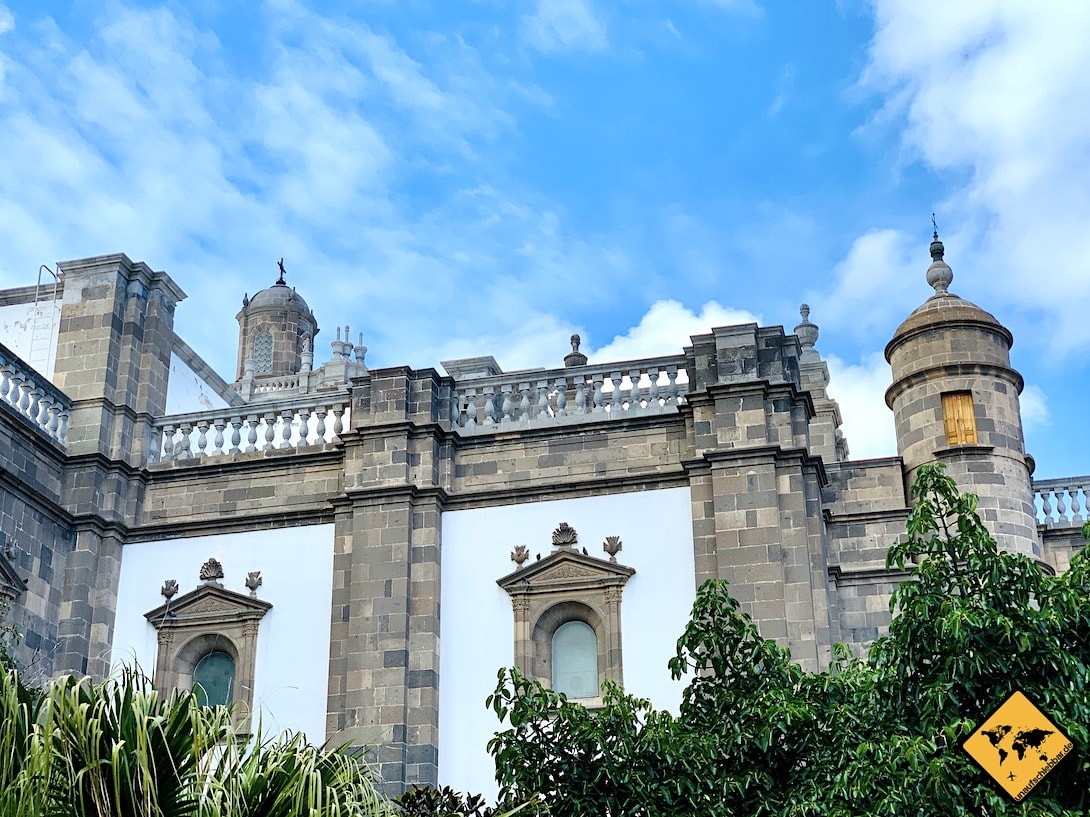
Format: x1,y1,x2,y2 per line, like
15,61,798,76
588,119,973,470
979,725,1055,766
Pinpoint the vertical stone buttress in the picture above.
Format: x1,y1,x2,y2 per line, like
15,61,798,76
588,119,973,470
328,367,446,791
684,324,834,671
51,254,184,676
885,238,1038,557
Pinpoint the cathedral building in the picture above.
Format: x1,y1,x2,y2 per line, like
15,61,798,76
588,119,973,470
0,236,1084,796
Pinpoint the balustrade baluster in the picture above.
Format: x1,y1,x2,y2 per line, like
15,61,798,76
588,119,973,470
57,410,69,445
648,368,660,406
147,425,161,463
196,421,209,457
501,385,514,423
263,414,277,450
591,375,604,412
465,390,478,429
610,372,623,413
484,387,496,425
213,420,226,455
25,382,40,424
667,367,679,405
177,422,193,460
17,376,31,415
280,411,294,448
162,424,176,461
537,381,550,419
298,408,312,446
33,387,48,428
245,416,259,452
1056,490,1069,525
229,417,242,453
315,407,328,444
519,384,532,422
7,370,22,408
556,379,568,417
451,391,461,427
331,405,345,441
575,379,586,414
628,370,643,409
0,359,9,406
47,404,60,440
1040,490,1054,525
1074,487,1087,525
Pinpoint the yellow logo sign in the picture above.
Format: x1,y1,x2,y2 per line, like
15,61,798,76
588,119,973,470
963,690,1073,802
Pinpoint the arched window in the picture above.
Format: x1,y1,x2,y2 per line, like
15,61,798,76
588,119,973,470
551,620,598,698
253,330,273,373
192,650,236,707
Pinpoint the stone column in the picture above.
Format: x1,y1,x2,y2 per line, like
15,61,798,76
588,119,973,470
51,255,185,677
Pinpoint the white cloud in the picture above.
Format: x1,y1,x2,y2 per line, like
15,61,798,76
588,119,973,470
590,299,760,363
860,1,1090,356
521,0,608,54
826,352,897,460
1019,384,1049,431
0,5,12,36
813,228,919,337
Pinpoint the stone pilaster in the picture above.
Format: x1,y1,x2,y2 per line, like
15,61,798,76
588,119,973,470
683,323,833,671
51,254,184,677
326,367,445,792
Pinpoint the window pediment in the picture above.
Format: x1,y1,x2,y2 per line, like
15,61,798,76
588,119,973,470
497,549,634,595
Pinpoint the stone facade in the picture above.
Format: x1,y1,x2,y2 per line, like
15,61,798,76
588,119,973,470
0,242,1085,793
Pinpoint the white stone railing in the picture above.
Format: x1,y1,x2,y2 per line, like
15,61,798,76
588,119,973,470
0,344,69,446
151,399,351,463
1034,477,1089,529
449,355,689,434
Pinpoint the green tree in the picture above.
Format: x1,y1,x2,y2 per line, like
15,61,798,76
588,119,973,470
0,667,393,817
488,465,1090,815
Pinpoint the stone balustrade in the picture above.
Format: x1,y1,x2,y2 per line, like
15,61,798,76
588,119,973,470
0,343,69,446
1033,477,1089,528
449,355,689,434
152,399,351,462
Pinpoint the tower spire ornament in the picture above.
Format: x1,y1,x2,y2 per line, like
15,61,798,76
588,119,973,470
276,257,287,285
925,215,953,294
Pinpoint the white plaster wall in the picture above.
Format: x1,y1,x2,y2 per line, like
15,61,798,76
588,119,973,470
0,300,60,380
438,487,696,798
111,525,334,743
165,351,230,414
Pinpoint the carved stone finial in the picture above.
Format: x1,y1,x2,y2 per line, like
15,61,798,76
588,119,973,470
245,571,263,597
564,334,588,368
161,579,178,600
603,536,623,563
552,523,578,549
511,545,530,567
242,293,249,308
926,221,953,294
199,558,224,583
794,303,819,351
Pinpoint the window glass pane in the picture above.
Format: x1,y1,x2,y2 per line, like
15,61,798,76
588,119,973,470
552,621,597,698
193,651,235,707
254,330,273,373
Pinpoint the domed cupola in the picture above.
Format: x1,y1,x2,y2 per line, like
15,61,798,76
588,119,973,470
235,260,319,387
884,232,1038,557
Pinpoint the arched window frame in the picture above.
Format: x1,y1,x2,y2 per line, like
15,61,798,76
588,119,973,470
498,529,634,704
145,570,271,734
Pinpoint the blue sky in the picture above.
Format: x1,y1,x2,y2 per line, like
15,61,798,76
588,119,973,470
0,1,1087,479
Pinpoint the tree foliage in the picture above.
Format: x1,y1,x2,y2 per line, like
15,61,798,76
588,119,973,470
488,465,1090,815
0,667,393,817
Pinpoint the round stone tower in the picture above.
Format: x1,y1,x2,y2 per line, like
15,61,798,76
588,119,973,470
884,233,1038,557
235,262,318,383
